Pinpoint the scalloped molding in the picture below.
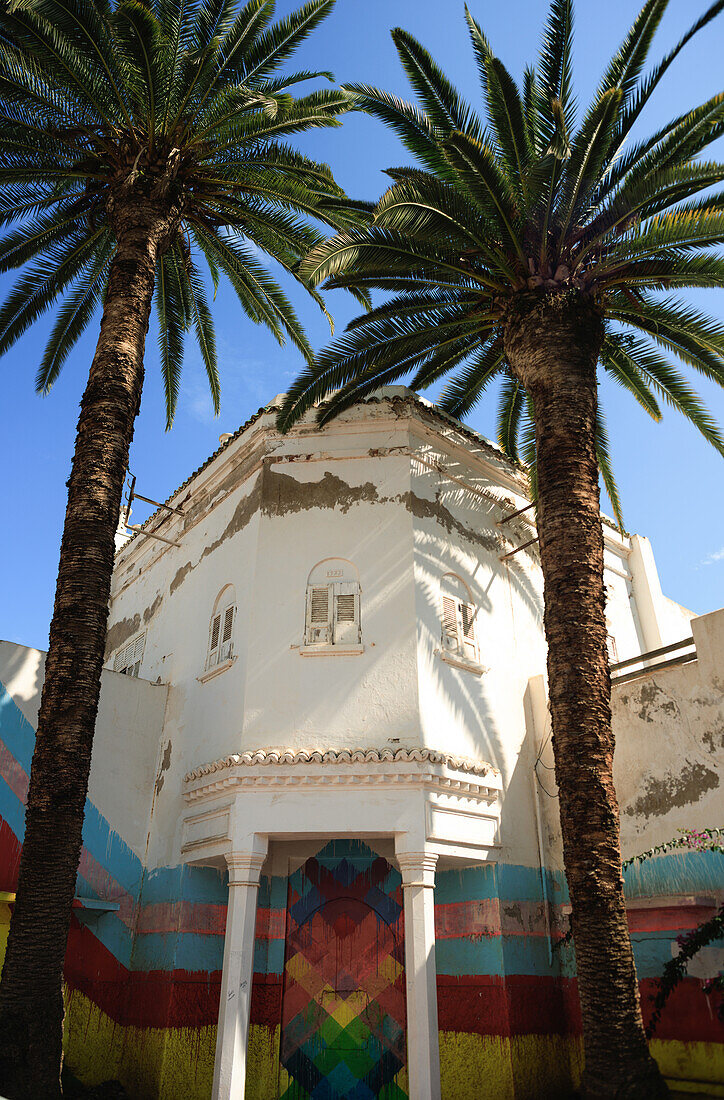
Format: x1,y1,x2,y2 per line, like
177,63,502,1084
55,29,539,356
184,746,498,784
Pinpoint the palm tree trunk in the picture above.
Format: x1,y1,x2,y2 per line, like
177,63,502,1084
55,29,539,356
505,294,668,1099
0,204,169,1100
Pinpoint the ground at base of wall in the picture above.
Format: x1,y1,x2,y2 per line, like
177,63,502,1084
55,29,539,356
62,1069,128,1100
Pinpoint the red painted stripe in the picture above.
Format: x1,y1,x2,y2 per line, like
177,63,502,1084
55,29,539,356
250,974,283,1029
136,901,227,936
435,900,500,939
1,741,136,925
0,818,21,892
640,977,724,1043
0,742,28,804
255,907,286,940
436,974,581,1037
627,906,717,933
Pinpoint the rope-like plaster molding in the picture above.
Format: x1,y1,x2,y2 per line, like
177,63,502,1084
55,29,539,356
184,746,498,785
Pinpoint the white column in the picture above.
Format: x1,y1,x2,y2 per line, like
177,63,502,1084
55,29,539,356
212,841,268,1100
397,851,441,1100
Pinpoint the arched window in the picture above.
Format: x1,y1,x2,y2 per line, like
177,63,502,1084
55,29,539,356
440,573,478,663
304,559,360,646
207,585,236,670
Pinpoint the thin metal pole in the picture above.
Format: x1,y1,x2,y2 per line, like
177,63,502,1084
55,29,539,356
499,536,539,562
131,491,185,518
125,524,180,548
496,501,536,526
610,636,695,673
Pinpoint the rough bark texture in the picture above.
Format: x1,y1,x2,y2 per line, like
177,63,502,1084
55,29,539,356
0,202,173,1100
504,291,668,1099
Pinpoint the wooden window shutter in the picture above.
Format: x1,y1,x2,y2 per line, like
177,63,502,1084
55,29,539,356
460,602,477,660
333,582,360,644
220,605,235,661
208,612,222,668
306,585,332,644
441,596,458,651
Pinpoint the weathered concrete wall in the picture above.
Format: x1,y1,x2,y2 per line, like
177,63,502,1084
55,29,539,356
613,607,724,857
0,640,166,860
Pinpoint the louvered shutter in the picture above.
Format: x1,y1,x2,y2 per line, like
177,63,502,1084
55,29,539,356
220,604,235,661
441,596,458,652
460,602,477,660
114,633,145,676
306,585,332,644
208,612,222,668
333,582,360,644
606,634,618,663
131,633,145,676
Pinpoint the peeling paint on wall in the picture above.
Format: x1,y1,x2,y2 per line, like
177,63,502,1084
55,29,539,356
624,760,720,818
143,594,163,624
400,490,500,553
155,741,172,795
105,613,141,659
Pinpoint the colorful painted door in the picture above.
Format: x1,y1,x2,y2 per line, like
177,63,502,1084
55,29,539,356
279,841,407,1099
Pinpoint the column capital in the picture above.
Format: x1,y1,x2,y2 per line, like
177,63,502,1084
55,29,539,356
397,851,438,888
226,850,267,887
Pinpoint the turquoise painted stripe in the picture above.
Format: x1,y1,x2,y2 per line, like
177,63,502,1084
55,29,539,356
75,873,135,969
130,930,225,973
258,874,286,909
0,786,26,845
434,865,498,904
436,933,554,976
624,850,724,898
0,688,34,772
139,865,228,907
630,935,678,978
80,802,142,896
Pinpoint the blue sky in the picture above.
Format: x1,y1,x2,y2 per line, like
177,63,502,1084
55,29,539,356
2,0,724,649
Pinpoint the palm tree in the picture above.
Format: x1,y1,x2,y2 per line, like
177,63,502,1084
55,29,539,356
0,0,365,1095
277,1,724,1095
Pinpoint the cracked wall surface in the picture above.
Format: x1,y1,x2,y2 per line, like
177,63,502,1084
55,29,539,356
612,608,724,853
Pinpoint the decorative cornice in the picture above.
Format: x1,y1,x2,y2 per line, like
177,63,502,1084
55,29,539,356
184,746,498,785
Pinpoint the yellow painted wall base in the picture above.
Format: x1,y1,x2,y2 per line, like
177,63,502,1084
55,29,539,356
652,1039,724,1094
439,1031,584,1100
63,988,216,1100
59,989,724,1099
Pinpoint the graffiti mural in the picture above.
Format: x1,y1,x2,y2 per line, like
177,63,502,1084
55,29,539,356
279,841,407,1099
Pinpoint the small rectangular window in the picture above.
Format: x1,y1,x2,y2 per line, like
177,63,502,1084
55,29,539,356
113,632,146,677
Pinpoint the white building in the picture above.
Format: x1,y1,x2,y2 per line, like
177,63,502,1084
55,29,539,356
1,387,721,1099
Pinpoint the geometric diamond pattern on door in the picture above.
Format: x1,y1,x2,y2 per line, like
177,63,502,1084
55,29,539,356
279,840,408,1099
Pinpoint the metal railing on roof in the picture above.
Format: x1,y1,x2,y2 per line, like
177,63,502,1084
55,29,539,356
610,636,697,685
